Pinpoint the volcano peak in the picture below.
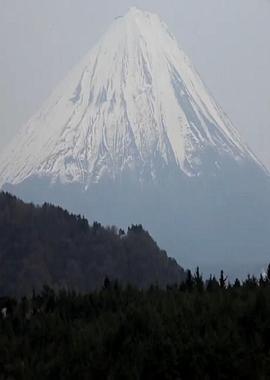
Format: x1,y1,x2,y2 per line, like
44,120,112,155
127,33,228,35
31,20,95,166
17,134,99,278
0,9,263,188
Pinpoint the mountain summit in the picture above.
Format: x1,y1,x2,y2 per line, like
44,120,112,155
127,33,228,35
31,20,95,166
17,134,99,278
0,8,263,188
0,8,269,276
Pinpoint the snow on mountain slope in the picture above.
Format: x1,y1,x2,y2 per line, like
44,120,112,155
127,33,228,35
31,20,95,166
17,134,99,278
0,7,264,188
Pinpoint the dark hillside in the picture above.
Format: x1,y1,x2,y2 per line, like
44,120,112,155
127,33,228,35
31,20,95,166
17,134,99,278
0,192,185,296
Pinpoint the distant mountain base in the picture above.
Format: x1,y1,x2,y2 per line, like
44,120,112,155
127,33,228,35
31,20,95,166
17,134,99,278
4,158,270,279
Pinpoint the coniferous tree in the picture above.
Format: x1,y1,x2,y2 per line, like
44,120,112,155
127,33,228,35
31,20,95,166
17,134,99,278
219,270,227,289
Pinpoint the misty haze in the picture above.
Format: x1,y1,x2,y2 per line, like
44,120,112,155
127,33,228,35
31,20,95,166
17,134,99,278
0,1,270,378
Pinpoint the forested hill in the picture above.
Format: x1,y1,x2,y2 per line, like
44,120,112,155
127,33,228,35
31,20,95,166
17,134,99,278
0,192,185,296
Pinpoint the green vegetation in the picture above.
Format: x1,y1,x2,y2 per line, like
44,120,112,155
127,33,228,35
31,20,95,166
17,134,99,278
1,192,270,378
1,270,270,379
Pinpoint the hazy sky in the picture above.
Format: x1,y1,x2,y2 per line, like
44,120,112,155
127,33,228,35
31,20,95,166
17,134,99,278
0,0,270,168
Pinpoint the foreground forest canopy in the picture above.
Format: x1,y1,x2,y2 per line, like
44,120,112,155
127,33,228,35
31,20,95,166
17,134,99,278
2,271,270,379
0,192,185,296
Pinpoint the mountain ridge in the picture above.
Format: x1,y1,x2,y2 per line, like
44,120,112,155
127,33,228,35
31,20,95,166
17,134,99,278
0,191,185,296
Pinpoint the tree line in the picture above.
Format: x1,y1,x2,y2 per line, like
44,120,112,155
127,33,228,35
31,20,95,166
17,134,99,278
1,268,270,379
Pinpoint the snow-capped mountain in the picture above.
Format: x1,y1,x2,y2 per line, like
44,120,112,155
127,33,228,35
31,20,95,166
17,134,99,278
0,7,264,188
0,8,269,277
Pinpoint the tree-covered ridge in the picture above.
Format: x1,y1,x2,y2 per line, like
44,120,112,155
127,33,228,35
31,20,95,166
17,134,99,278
2,271,270,379
0,192,185,296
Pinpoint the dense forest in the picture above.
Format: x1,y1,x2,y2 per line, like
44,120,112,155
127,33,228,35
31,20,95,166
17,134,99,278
0,192,185,296
2,270,270,379
2,192,270,379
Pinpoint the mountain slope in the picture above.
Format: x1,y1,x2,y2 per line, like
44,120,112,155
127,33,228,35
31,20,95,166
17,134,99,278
0,7,264,188
0,8,269,277
0,192,185,296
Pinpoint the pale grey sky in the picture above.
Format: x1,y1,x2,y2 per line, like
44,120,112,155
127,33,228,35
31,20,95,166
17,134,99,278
0,0,270,168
